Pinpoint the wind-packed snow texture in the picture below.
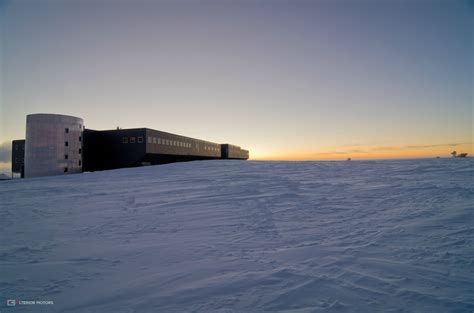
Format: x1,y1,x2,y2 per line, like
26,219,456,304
1,159,473,312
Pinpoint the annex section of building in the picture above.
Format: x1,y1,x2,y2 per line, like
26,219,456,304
12,113,249,178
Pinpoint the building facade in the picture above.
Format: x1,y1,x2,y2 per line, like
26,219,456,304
221,144,249,160
11,139,25,177
83,128,247,172
24,114,84,178
14,113,249,178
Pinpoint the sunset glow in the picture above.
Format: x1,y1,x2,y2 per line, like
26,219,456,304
251,143,474,161
0,0,472,171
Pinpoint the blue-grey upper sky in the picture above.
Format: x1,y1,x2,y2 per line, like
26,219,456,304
0,0,472,162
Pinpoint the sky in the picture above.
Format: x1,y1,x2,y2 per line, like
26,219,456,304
0,0,472,170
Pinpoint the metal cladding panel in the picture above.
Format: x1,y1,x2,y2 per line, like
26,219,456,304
12,139,25,174
81,127,248,171
83,129,147,171
25,114,83,178
221,144,249,160
145,129,221,159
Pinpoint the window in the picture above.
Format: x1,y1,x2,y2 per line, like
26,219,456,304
157,138,161,144
65,141,69,147
138,136,143,143
79,136,82,142
148,137,152,144
79,160,82,166
65,128,69,133
130,137,136,143
79,148,82,154
65,154,68,159
64,167,68,173
153,137,157,144
123,137,128,144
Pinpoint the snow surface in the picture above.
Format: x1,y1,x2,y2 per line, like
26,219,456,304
1,159,473,313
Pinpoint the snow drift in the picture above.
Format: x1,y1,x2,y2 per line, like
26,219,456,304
1,159,473,312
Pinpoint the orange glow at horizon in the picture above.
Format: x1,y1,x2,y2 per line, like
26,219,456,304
250,143,473,161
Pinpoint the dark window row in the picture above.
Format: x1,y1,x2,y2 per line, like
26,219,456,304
122,136,144,144
122,135,219,152
204,146,220,152
146,136,193,148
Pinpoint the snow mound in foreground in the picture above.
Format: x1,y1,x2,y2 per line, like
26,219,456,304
1,159,473,312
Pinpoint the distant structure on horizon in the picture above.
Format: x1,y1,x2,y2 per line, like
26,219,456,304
12,113,249,178
451,151,468,158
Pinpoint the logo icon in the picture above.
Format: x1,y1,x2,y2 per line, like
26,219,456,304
7,299,16,306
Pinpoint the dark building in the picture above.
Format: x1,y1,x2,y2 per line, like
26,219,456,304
221,144,249,160
12,114,249,177
11,139,25,178
83,128,249,172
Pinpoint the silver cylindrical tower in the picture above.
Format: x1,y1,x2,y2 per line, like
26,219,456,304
25,114,84,178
